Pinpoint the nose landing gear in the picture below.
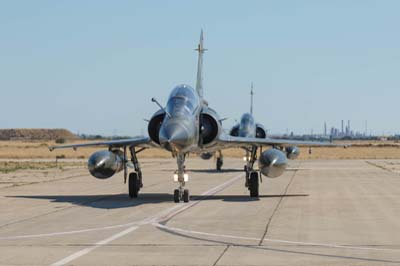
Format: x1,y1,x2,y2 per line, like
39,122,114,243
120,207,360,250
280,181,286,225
173,154,190,203
174,188,190,203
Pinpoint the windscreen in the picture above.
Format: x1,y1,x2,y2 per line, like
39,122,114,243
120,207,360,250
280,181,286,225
166,85,200,117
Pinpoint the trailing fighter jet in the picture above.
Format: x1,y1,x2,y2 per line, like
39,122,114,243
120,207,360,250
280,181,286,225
229,84,300,196
50,31,343,203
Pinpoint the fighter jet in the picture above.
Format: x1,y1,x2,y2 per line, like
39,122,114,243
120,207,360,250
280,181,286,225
50,31,343,203
229,84,300,196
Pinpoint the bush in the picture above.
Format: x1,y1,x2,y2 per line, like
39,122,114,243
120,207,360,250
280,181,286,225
55,138,66,144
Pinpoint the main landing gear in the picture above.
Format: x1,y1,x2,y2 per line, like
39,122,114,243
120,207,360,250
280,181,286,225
216,150,223,171
123,146,144,198
173,154,190,203
244,146,260,198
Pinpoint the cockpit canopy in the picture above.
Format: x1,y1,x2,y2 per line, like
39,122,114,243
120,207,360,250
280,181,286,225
240,113,255,128
166,85,200,117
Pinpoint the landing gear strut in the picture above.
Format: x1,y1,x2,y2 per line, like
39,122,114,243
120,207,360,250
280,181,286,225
123,146,144,198
173,154,190,203
245,146,259,197
216,150,223,171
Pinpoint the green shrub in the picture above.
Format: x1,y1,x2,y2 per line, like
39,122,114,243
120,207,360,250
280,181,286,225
55,138,66,144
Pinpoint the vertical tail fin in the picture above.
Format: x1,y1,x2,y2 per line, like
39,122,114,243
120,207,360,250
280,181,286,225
250,82,254,115
195,30,206,99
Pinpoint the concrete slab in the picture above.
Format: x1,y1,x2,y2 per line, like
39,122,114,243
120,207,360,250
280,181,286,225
0,159,399,265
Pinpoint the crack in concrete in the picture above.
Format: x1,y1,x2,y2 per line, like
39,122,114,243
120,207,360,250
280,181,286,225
212,245,230,266
258,163,299,246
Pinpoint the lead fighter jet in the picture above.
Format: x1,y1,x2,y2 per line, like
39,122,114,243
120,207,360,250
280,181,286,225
50,31,343,203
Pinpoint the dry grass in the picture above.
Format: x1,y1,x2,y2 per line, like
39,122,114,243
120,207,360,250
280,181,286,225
0,161,85,173
1,140,400,160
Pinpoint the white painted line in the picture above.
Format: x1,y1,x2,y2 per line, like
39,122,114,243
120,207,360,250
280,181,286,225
48,174,242,266
0,222,140,240
154,223,400,253
51,226,138,266
154,222,259,241
1,174,243,241
151,174,243,223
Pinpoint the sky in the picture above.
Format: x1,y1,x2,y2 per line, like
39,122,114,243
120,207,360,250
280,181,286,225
0,0,399,136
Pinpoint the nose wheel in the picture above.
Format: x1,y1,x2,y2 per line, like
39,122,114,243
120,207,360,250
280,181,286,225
173,154,190,203
174,188,190,203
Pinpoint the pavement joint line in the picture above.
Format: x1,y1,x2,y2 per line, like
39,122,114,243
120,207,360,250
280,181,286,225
153,223,400,253
365,161,396,173
0,173,242,240
212,245,230,266
258,164,299,246
48,173,242,266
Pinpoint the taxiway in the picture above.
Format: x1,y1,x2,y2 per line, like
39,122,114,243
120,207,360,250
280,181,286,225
1,158,400,265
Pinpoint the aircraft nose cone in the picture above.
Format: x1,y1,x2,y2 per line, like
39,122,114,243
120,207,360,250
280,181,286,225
159,121,190,152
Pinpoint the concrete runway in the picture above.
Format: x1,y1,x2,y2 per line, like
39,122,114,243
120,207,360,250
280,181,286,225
1,158,400,265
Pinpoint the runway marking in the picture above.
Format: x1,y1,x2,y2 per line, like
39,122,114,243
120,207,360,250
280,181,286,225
151,173,243,224
48,174,242,266
154,223,400,253
50,226,138,266
0,174,243,241
0,222,141,240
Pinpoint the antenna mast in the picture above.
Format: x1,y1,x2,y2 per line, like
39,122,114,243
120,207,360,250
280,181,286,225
250,82,254,115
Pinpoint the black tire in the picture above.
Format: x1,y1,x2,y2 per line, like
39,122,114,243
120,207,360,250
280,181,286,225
249,172,259,197
129,172,139,198
183,189,190,203
174,189,180,203
216,158,223,171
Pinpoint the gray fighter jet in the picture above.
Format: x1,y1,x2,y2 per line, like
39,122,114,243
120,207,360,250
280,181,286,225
229,84,300,196
50,31,343,203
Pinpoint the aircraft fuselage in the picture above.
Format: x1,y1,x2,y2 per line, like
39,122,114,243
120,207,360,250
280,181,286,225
159,85,201,154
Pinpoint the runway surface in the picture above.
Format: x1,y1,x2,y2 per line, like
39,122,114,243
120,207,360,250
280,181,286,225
1,158,400,265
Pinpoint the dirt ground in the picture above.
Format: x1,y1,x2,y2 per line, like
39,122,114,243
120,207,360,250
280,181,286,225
0,140,400,160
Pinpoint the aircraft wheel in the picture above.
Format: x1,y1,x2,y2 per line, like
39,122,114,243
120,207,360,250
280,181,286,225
249,172,259,198
129,172,139,198
216,158,223,171
183,189,190,203
173,189,180,203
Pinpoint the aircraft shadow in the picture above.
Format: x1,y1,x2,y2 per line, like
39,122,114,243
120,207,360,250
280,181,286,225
8,193,308,209
189,168,243,173
195,194,309,202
